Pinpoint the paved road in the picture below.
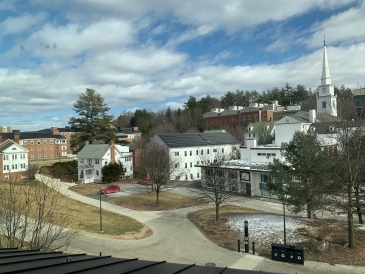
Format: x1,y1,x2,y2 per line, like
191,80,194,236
38,175,365,274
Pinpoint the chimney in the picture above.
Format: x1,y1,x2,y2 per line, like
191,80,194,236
13,130,20,144
51,126,59,135
0,135,2,143
309,109,316,123
133,127,138,131
110,140,115,164
85,141,89,145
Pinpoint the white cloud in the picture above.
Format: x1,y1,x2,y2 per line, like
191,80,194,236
0,13,46,36
305,0,365,47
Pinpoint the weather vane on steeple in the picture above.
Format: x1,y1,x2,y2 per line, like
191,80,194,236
324,35,326,46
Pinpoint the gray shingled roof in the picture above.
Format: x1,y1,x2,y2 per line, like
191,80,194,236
158,133,238,148
120,128,142,134
308,121,364,134
0,142,13,153
0,132,66,140
77,144,110,159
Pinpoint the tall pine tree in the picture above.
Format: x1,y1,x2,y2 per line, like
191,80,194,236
69,88,115,152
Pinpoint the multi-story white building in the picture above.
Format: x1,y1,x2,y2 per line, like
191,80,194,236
77,142,133,183
150,132,240,181
199,40,341,198
0,139,29,181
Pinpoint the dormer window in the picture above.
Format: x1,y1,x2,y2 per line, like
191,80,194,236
248,127,253,131
329,126,335,132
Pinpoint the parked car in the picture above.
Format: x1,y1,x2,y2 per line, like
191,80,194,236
100,185,120,195
138,178,152,185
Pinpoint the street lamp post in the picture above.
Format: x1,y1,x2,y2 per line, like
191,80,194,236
99,188,103,233
282,199,286,246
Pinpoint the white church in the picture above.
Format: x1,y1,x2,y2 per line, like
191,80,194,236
199,41,342,197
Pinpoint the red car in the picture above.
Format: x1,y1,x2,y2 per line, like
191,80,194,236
100,185,120,195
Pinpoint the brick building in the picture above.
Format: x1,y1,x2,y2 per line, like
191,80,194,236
0,130,68,160
37,126,75,153
202,101,300,131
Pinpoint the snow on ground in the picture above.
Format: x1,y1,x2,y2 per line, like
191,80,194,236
226,214,307,246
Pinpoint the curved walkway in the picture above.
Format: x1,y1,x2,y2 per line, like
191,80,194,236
37,175,365,274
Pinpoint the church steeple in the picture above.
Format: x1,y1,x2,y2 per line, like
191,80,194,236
317,38,337,117
321,37,331,85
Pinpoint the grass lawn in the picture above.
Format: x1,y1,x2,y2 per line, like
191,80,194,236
188,205,365,266
0,181,151,239
109,192,210,211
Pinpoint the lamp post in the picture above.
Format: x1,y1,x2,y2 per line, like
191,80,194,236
99,188,103,233
282,199,286,246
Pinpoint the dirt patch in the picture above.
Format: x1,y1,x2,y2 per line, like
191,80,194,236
188,206,365,266
110,192,209,211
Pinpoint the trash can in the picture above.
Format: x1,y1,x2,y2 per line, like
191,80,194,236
287,246,296,263
272,244,287,262
271,244,280,261
295,246,304,265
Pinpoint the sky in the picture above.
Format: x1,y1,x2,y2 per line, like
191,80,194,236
1,0,365,131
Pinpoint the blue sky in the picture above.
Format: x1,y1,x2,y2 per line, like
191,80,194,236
1,0,365,131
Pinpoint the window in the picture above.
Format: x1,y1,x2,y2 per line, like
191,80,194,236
190,151,192,156
50,147,53,150
185,175,188,180
322,102,326,108
190,174,193,180
197,161,199,165
44,147,47,151
261,174,269,182
248,115,252,120
190,162,192,167
30,141,34,145
44,153,47,157
24,141,27,145
175,163,180,168
197,173,200,178
50,153,53,157
175,176,180,180
242,115,246,120
80,159,84,163
38,154,41,158
207,149,210,154
230,172,237,179
258,153,262,156
95,159,100,164
3,165,6,171
322,87,326,93
96,170,100,176
184,151,187,156
31,154,34,159
196,150,198,155
38,147,41,151
185,163,187,168
254,114,258,120
44,140,47,144
37,141,41,145
217,170,224,178
174,151,179,156
124,157,131,162
201,150,203,155
87,159,92,164
50,140,53,144
222,148,224,153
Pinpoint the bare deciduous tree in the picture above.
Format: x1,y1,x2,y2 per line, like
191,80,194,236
196,147,239,221
139,141,185,207
0,176,76,251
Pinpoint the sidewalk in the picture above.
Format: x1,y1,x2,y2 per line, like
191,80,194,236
37,174,365,274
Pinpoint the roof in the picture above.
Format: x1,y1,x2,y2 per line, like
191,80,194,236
0,248,277,274
0,139,28,153
203,129,226,133
244,121,275,134
0,132,66,140
308,120,363,134
158,133,239,148
37,127,75,133
119,127,142,134
77,144,110,159
197,160,270,172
